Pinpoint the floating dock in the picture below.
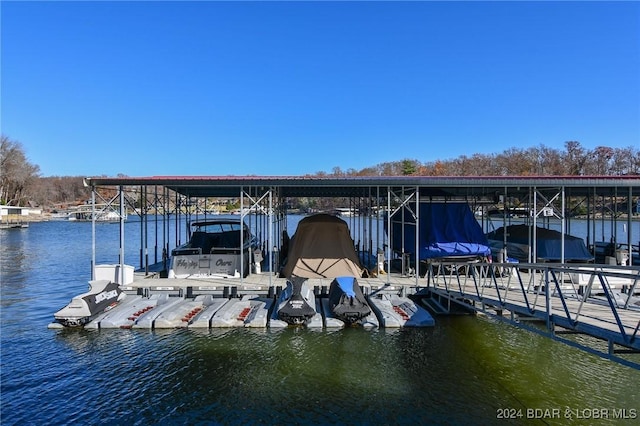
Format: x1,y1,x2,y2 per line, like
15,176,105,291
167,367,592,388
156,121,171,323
51,272,435,330
49,174,640,369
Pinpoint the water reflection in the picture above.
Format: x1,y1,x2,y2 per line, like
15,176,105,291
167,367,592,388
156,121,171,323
1,229,31,293
2,221,640,426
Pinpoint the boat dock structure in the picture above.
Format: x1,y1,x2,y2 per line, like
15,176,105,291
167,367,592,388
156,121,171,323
50,175,640,369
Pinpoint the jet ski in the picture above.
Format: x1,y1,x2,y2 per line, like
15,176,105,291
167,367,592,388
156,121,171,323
53,280,123,327
328,276,371,324
276,276,317,325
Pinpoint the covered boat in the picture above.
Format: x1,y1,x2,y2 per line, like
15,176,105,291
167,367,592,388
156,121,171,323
387,203,491,261
169,218,259,278
327,276,371,324
281,214,365,278
485,224,594,263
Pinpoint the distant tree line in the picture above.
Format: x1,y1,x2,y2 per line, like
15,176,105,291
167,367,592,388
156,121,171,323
1,134,638,208
320,141,640,177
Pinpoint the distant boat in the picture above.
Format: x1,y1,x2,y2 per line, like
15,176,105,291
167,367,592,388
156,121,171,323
333,207,356,217
485,207,532,218
67,204,126,222
49,211,70,221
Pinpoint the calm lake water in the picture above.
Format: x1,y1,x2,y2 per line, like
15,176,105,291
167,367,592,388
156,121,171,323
1,219,639,425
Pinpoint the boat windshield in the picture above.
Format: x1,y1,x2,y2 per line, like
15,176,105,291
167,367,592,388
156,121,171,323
193,222,243,234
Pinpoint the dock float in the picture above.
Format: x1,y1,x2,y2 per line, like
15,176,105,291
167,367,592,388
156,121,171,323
52,277,436,331
367,293,435,327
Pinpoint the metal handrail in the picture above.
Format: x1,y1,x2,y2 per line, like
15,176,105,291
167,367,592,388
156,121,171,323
425,260,640,349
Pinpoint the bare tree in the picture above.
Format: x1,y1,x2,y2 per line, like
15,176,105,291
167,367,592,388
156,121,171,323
584,146,615,175
0,135,40,206
610,146,639,175
495,148,533,175
537,145,564,175
331,166,346,177
631,147,640,175
564,141,587,175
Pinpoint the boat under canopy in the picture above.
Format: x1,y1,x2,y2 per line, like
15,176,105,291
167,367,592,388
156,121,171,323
169,218,259,278
486,224,594,263
388,202,491,261
281,214,365,278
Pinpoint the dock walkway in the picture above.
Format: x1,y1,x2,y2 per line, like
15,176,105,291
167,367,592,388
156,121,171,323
422,261,640,368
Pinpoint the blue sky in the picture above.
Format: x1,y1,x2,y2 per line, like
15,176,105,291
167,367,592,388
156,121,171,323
2,1,639,177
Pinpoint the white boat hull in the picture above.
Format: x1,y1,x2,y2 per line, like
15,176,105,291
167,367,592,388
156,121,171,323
54,280,123,327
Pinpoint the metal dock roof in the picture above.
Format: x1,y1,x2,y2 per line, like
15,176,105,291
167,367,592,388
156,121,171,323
85,175,640,199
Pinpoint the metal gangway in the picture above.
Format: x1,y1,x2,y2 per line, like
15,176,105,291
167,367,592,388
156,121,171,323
422,260,640,369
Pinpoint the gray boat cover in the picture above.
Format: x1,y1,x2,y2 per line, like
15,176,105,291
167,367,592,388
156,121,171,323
486,224,593,262
282,214,364,278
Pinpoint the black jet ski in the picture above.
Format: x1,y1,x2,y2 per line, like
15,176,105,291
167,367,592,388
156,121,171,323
53,280,123,327
276,276,317,325
328,276,371,324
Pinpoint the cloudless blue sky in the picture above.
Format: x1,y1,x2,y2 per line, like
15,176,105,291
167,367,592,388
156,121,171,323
2,1,639,177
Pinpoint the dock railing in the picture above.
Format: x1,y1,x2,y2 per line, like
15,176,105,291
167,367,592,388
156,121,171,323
423,260,640,368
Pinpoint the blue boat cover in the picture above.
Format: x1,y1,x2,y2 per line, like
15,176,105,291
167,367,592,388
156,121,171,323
335,276,356,297
388,203,491,259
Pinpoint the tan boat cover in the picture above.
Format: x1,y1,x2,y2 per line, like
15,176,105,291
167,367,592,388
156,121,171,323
282,214,364,279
